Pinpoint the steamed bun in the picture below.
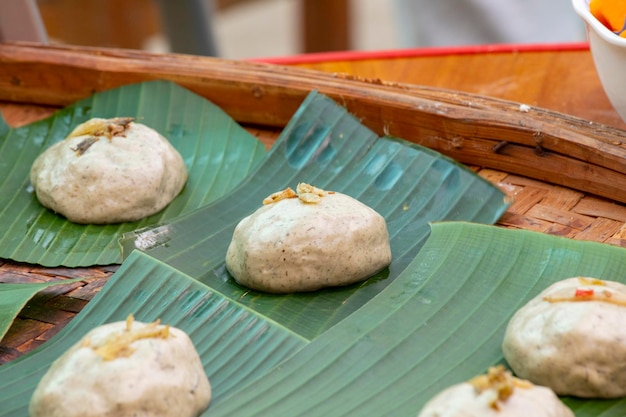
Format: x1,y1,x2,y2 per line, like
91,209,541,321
503,277,626,398
29,316,211,417
30,117,187,224
417,366,573,417
225,183,392,293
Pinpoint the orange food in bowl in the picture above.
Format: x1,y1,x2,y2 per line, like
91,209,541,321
590,0,626,38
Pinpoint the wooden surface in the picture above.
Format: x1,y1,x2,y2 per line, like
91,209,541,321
1,43,626,364
0,262,116,364
1,43,624,203
275,45,626,130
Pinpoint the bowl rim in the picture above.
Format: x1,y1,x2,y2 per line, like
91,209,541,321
572,0,626,47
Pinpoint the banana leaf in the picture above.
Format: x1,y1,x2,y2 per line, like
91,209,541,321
121,90,510,340
0,113,8,135
0,80,266,267
0,278,84,341
3,223,625,417
204,222,626,417
0,250,307,416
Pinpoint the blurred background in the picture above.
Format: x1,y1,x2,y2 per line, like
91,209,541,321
35,0,397,59
3,0,585,60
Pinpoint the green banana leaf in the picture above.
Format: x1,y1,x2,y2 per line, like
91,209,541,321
0,113,8,135
2,223,625,416
0,250,307,416
205,222,626,417
121,90,510,340
0,278,84,341
0,80,266,267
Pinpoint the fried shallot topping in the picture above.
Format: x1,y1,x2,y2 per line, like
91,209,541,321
468,366,532,410
71,137,99,156
543,277,626,307
578,277,606,286
263,187,297,205
68,117,134,140
68,117,135,156
81,314,171,361
262,183,333,205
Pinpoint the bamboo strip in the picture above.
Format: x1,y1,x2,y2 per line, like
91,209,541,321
0,42,625,205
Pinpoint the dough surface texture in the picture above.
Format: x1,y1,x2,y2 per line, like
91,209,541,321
30,117,187,224
225,183,392,293
417,366,573,417
502,277,626,398
29,316,211,417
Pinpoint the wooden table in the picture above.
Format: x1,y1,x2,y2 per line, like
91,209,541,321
1,41,626,364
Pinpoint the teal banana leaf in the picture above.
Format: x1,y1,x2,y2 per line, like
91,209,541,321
206,222,626,417
121,90,510,340
3,223,625,416
0,80,266,267
0,113,8,135
0,250,307,416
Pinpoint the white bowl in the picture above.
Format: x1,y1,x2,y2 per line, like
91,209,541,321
573,0,626,123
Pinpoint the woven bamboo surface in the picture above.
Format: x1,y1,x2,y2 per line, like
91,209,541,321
0,263,116,364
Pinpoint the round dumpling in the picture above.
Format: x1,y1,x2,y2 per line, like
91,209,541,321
30,117,187,224
502,277,626,398
29,316,211,417
225,183,392,293
417,366,573,417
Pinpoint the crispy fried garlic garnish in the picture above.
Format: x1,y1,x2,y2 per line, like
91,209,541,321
263,183,333,205
468,366,532,410
262,187,297,205
578,277,606,286
83,314,171,361
68,118,135,156
67,117,134,140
